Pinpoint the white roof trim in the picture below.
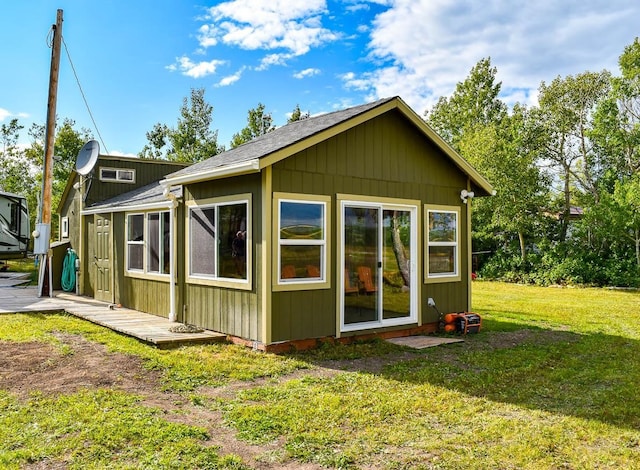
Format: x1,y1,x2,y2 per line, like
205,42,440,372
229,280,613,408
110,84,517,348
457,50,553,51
162,159,260,187
82,200,173,215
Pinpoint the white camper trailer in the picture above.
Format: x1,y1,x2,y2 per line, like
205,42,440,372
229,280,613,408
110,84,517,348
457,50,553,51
0,191,29,260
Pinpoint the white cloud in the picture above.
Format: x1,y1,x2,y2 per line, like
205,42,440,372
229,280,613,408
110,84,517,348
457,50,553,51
200,0,339,59
0,108,28,122
107,149,138,158
197,24,218,48
293,68,321,79
350,0,640,113
256,53,294,71
167,56,226,78
216,67,245,87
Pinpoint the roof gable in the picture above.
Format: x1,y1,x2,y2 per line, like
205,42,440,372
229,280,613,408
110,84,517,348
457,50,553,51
162,96,493,195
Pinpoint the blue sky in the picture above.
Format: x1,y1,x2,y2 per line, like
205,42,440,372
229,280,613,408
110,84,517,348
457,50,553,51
1,0,639,157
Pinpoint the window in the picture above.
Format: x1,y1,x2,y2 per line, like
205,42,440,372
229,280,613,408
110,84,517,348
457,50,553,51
100,167,136,183
425,206,460,281
126,211,170,276
61,217,69,238
275,193,330,289
147,212,170,274
127,214,144,271
188,197,249,285
9,202,18,232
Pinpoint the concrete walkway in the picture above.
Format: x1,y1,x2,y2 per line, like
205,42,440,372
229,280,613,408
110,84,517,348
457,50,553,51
0,286,225,348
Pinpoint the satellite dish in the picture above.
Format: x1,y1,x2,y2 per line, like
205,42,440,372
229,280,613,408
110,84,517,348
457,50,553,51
76,140,100,176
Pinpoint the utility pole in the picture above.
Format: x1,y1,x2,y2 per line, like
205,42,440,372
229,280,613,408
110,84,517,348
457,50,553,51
36,9,63,297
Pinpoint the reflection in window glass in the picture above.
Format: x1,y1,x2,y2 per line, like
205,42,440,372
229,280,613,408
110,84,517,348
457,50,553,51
278,200,325,282
189,201,248,281
429,211,456,242
280,201,324,240
218,203,248,279
427,209,458,277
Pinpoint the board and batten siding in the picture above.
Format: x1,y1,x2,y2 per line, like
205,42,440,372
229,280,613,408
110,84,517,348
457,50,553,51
182,174,262,341
85,158,189,207
270,110,471,342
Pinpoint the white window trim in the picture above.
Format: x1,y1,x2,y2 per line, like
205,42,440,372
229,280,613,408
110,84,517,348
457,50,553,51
61,216,69,239
125,211,171,282
272,192,331,291
424,204,461,283
99,167,136,184
185,194,252,290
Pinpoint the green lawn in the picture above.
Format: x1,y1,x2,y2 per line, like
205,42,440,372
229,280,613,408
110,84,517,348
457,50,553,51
1,282,639,468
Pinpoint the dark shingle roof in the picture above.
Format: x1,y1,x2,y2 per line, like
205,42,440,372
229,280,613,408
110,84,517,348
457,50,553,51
84,96,494,211
166,97,397,180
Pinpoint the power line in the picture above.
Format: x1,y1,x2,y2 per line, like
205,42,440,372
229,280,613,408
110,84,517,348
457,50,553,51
61,35,109,154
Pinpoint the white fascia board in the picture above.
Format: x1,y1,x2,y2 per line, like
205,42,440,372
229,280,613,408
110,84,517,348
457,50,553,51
162,159,261,187
82,200,173,215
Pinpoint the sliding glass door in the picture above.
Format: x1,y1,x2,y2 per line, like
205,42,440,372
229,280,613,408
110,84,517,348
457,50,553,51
341,201,417,332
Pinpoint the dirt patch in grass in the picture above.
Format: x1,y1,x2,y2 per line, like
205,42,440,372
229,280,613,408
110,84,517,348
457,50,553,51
0,333,162,400
0,334,323,469
0,328,579,469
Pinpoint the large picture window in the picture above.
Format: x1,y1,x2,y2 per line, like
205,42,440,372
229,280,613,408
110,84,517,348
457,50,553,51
188,197,249,285
425,206,460,281
274,193,330,290
126,211,170,276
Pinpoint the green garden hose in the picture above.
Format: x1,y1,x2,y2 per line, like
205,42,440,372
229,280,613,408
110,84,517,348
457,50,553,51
61,249,78,292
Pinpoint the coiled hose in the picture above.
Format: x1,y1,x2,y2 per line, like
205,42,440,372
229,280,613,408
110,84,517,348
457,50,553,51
61,249,78,292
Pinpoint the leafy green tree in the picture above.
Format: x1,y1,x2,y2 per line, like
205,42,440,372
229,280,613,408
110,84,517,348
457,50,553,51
572,174,640,283
461,105,550,261
535,71,611,241
0,118,23,156
139,88,223,162
424,57,549,263
0,119,35,212
591,38,640,179
288,104,310,123
613,175,640,268
425,57,507,150
230,103,275,148
26,119,91,208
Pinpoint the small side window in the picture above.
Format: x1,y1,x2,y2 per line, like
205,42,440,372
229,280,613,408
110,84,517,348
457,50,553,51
100,167,136,183
61,217,69,238
425,205,460,282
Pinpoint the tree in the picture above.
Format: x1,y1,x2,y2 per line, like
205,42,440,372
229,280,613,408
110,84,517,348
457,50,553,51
139,88,223,162
0,119,34,201
425,57,507,150
460,105,550,261
591,38,640,178
424,58,549,262
288,104,310,123
535,71,611,242
230,103,275,148
0,117,89,238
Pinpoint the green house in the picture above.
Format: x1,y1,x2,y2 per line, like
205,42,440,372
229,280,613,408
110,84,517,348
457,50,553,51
59,97,493,351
